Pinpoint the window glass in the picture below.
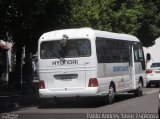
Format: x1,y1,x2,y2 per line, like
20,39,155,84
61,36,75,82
133,42,145,70
96,38,129,63
133,46,139,62
111,40,121,62
151,63,160,68
121,41,129,62
133,43,145,62
40,39,91,59
138,49,144,61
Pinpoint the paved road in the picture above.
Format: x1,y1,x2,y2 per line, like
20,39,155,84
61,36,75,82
1,87,159,119
13,87,159,113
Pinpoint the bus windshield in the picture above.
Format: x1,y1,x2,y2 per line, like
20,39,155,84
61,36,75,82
40,39,91,59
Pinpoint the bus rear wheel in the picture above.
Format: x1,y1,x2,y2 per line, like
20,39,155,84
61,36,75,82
107,85,115,104
134,80,143,97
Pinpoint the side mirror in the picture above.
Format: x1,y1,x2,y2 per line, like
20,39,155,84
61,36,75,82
146,53,151,61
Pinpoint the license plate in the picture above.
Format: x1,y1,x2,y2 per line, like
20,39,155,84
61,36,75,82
54,74,78,80
61,76,72,80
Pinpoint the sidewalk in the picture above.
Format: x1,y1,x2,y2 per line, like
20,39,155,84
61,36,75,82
0,87,40,113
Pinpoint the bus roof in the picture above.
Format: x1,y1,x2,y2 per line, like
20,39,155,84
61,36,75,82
39,27,140,42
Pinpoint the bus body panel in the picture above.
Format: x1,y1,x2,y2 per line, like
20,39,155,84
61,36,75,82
97,63,130,91
39,59,86,89
38,29,98,97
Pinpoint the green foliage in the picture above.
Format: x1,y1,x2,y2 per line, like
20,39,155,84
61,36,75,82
1,0,160,48
70,0,144,35
1,0,160,83
70,0,100,28
70,0,160,46
0,0,71,53
137,0,160,46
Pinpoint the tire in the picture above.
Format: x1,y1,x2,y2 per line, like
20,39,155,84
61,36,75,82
158,104,160,119
146,83,151,88
158,96,160,119
156,84,159,88
134,81,143,97
107,85,115,104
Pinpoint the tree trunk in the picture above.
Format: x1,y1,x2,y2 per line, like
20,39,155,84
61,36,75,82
15,44,23,89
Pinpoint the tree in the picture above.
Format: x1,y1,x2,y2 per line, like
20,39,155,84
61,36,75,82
70,1,142,34
70,0,160,46
1,0,160,87
70,0,100,28
0,0,72,87
137,0,160,46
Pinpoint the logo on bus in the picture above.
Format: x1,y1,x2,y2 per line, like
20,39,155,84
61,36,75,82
52,60,78,66
113,66,129,72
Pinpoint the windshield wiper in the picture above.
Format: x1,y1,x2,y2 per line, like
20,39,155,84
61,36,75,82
51,49,65,62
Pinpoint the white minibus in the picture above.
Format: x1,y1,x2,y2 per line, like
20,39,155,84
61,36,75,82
38,28,146,104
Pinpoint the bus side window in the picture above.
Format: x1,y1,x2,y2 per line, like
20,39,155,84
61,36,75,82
121,41,129,62
133,46,139,62
138,46,145,70
138,49,144,61
133,43,145,70
111,40,121,62
96,38,112,63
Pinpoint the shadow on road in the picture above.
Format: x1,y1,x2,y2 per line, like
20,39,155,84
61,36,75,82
0,95,39,113
1,88,153,112
38,93,136,109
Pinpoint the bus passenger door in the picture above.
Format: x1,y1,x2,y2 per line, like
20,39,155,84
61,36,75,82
129,45,136,89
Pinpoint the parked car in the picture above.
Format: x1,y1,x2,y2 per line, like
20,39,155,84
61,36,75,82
146,62,160,88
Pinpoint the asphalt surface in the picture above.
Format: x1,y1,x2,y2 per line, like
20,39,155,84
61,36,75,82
11,88,158,113
0,87,159,119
